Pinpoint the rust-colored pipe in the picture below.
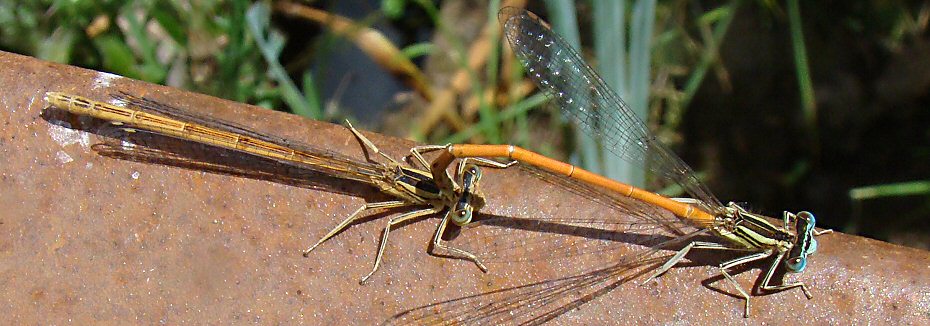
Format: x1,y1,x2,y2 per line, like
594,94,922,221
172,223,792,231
3,51,928,324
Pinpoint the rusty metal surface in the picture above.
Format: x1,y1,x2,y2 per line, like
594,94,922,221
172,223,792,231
1,51,929,324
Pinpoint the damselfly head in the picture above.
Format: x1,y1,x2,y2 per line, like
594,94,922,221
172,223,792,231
785,211,819,273
797,211,819,253
451,164,485,226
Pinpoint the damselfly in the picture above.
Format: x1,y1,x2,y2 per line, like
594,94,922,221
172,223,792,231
43,91,512,283
418,7,832,317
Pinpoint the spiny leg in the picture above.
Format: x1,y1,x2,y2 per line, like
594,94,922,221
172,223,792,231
782,211,794,229
758,251,812,298
345,120,402,165
409,144,450,170
455,157,517,179
430,212,488,272
644,241,732,283
360,206,442,284
813,229,833,236
644,240,773,317
718,251,773,318
303,200,411,257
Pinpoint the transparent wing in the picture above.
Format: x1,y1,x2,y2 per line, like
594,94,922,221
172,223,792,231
90,126,380,197
499,7,723,211
384,252,670,325
111,92,387,184
446,162,700,270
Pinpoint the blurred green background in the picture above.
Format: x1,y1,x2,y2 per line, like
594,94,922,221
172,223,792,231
3,0,928,249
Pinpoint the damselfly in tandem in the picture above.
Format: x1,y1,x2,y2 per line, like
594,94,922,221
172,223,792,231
413,7,832,318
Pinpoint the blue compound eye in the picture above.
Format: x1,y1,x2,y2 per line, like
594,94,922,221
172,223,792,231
798,211,816,226
785,256,807,272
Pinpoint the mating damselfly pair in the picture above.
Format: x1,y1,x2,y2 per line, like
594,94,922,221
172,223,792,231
43,6,829,319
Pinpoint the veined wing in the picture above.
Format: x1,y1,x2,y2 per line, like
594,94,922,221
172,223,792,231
499,7,723,212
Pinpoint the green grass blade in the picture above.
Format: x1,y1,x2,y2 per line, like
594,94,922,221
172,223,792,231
245,3,321,119
787,0,817,130
850,180,930,200
545,0,603,174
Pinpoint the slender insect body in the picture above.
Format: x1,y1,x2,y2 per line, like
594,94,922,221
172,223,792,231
43,5,835,316
44,91,496,284
412,7,835,318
